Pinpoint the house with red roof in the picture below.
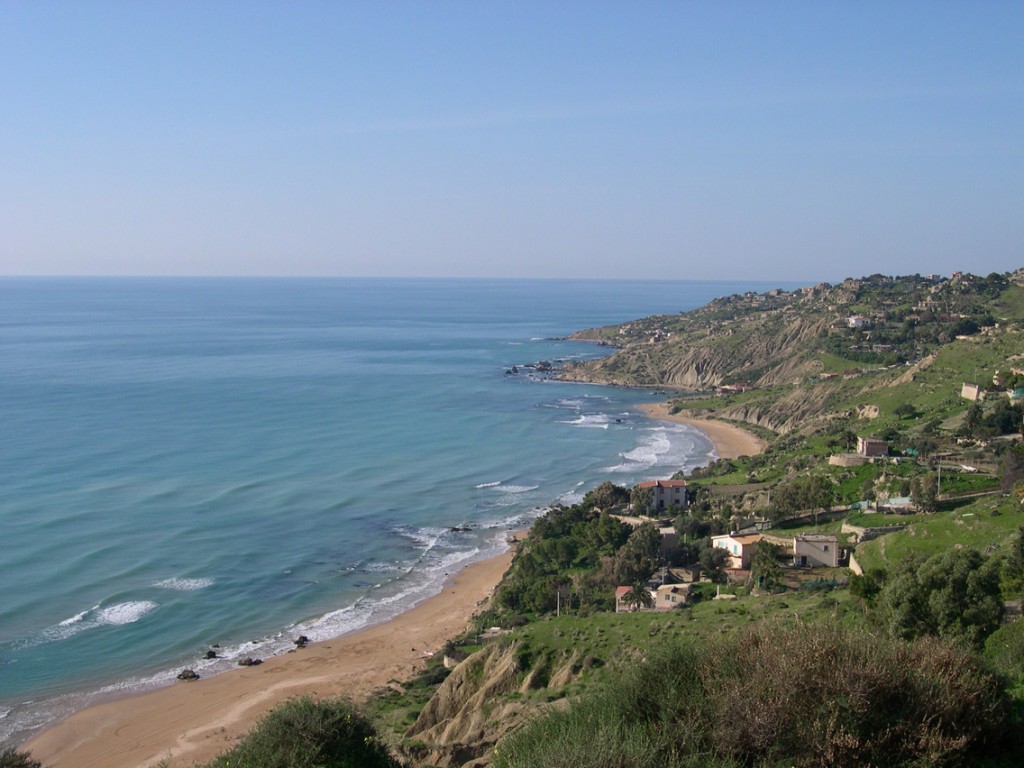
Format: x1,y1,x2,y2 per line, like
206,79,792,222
637,479,689,512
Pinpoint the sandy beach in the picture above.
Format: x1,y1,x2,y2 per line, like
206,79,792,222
638,403,766,459
21,409,761,768
23,547,517,768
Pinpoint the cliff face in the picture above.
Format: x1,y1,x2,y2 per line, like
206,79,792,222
402,642,588,768
560,313,831,391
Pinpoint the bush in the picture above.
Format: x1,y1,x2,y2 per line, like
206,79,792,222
493,622,1017,768
200,697,403,768
0,749,42,768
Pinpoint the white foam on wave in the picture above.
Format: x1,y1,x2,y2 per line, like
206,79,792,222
358,561,408,574
58,607,93,627
34,600,158,646
493,484,539,494
393,525,445,551
561,413,610,429
153,577,215,591
475,480,502,489
604,425,708,474
96,601,158,625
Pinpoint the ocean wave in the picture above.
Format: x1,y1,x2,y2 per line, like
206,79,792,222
493,484,539,494
561,413,611,429
58,607,93,627
153,577,215,591
95,601,158,625
34,600,158,646
474,480,503,489
358,561,408,574
393,525,446,551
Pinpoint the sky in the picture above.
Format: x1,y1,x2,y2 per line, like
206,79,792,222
1,1,1021,282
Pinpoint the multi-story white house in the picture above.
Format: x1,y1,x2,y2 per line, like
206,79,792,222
637,479,688,512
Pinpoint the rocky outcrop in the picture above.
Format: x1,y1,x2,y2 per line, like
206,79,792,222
402,642,589,768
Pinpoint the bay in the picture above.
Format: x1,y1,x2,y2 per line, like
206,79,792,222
0,276,797,744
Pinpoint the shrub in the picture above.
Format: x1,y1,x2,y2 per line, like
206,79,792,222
493,622,1017,768
0,749,42,768
200,696,403,768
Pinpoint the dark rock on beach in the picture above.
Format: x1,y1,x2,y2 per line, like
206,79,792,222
237,657,263,666
294,635,309,648
177,668,200,681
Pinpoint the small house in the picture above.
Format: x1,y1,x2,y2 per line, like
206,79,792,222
615,585,655,613
712,533,763,570
857,437,888,458
961,382,984,401
655,584,692,611
793,534,839,568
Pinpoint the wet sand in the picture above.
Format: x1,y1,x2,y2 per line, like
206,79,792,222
638,402,766,459
24,546,517,768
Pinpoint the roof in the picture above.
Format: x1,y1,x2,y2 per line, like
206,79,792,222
712,533,763,546
615,586,633,598
656,584,691,595
637,479,687,489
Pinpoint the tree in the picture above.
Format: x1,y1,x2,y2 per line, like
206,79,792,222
878,548,1003,648
1001,441,1024,494
614,523,661,584
630,484,653,516
751,542,783,592
1003,525,1024,598
894,403,919,419
620,581,654,612
582,481,630,510
849,568,886,606
963,402,984,437
698,544,730,583
910,473,939,512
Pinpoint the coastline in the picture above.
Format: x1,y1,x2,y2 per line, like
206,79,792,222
638,402,766,459
19,408,762,768
23,544,518,768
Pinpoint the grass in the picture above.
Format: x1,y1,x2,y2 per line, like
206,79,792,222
853,495,1024,572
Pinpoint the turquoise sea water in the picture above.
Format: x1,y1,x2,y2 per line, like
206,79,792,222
0,277,796,745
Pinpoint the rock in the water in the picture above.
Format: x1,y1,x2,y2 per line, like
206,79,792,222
204,649,218,659
177,668,200,681
294,635,309,648
237,657,263,667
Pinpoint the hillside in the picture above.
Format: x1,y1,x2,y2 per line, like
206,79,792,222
561,271,1022,385
112,267,1024,768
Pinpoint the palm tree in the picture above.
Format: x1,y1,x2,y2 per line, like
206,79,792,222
621,582,655,612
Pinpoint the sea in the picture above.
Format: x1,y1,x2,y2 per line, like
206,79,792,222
0,276,798,746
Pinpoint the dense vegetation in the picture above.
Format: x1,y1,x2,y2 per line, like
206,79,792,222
198,697,402,768
493,623,1018,768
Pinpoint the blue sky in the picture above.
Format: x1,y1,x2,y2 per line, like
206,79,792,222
1,2,1021,281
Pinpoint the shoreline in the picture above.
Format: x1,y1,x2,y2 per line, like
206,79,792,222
638,402,766,459
19,406,761,767
23,543,519,768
